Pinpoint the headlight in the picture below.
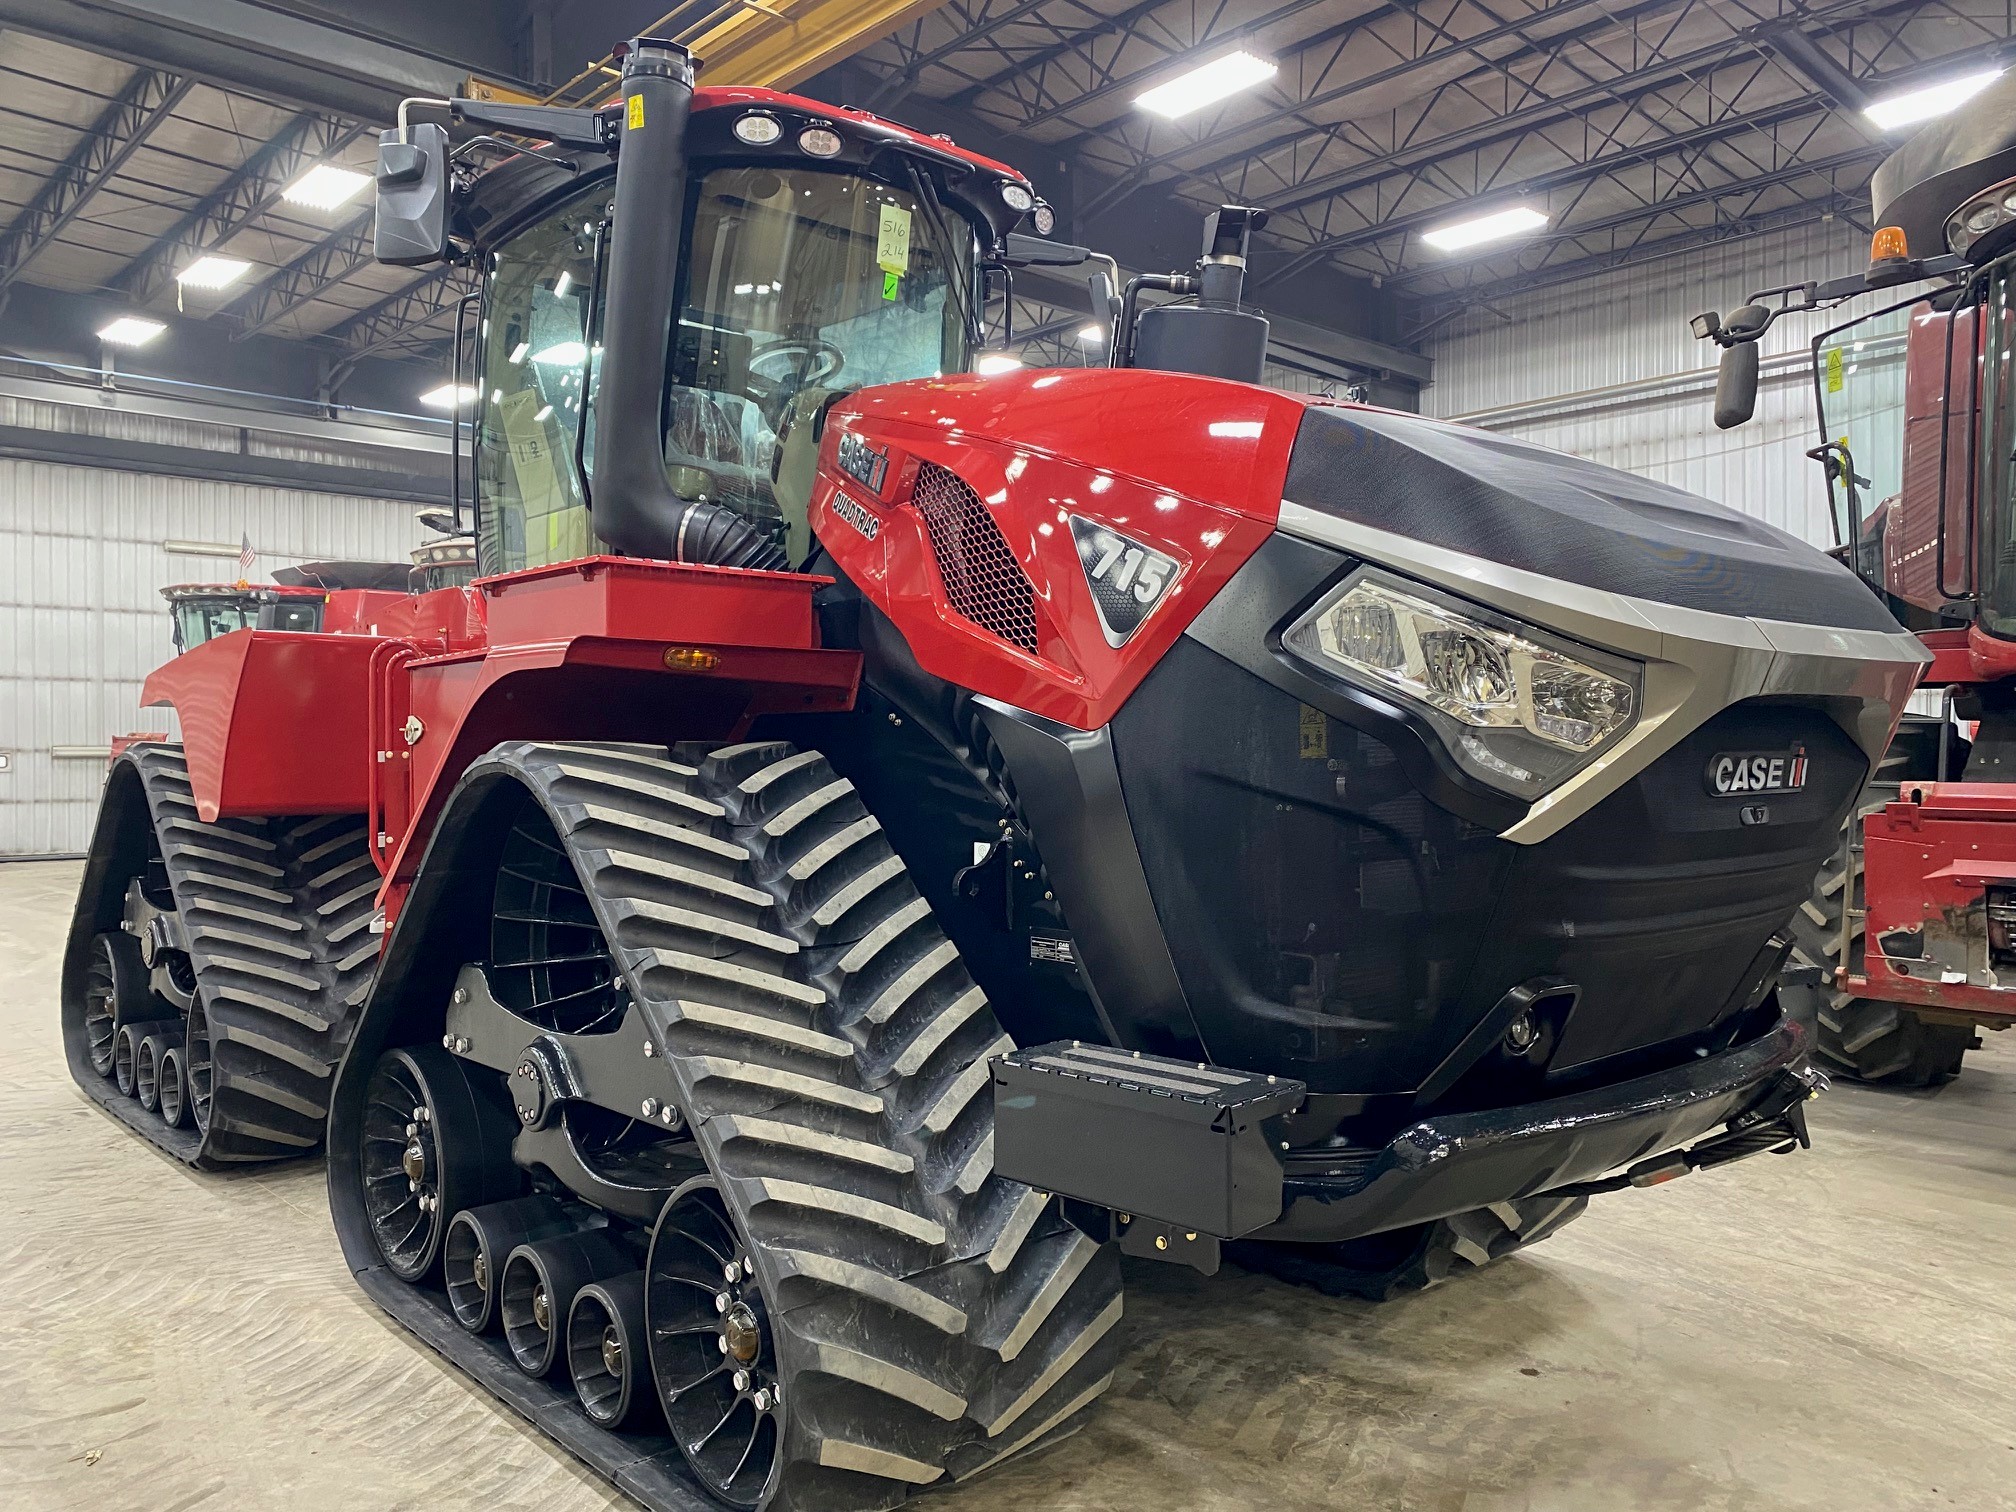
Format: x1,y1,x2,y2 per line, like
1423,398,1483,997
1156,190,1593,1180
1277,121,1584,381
1284,571,1640,799
1002,182,1034,213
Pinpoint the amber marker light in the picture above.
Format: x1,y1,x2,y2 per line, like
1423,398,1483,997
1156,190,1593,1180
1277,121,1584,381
663,646,722,671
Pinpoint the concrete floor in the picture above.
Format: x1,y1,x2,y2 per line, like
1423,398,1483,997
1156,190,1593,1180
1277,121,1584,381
3,858,2013,1512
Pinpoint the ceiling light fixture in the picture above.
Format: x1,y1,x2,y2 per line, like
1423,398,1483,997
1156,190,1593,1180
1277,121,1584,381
96,316,166,347
282,163,371,211
530,341,588,366
974,352,1025,375
1136,51,1278,119
1077,324,1106,343
175,255,252,290
1421,205,1550,252
1864,68,2004,132
418,383,479,410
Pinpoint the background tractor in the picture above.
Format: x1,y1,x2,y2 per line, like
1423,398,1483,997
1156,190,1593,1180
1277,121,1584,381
1700,76,2016,1085
62,35,1923,1512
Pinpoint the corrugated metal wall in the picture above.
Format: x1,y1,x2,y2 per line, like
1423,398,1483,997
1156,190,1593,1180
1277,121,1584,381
0,460,427,856
1424,220,1888,548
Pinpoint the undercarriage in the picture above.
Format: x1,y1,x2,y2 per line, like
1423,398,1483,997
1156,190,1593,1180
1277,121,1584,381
61,743,378,1165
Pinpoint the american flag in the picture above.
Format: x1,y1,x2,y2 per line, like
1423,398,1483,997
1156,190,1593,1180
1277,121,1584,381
239,531,255,573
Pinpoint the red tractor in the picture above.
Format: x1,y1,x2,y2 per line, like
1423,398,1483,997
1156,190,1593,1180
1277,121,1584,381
63,38,1924,1511
1700,78,2016,1085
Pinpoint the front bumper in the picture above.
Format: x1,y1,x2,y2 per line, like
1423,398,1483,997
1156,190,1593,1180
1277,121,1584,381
1258,1015,1811,1243
993,1015,1813,1250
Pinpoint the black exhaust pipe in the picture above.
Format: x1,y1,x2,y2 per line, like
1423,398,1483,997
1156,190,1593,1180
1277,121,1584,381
592,38,784,570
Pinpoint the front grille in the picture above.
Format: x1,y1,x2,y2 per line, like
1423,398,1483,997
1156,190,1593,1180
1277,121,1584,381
912,463,1040,654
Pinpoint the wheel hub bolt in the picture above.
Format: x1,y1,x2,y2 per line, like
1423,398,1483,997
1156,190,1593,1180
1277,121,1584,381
732,1369,750,1392
402,1139,426,1184
715,1292,730,1313
532,1285,550,1332
753,1388,772,1412
601,1326,624,1377
472,1254,488,1292
722,1303,762,1365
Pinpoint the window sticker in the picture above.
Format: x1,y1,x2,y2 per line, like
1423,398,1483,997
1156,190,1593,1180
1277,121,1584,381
877,203,912,274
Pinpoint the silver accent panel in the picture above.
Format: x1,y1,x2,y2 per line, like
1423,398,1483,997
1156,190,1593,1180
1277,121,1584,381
1276,501,1929,845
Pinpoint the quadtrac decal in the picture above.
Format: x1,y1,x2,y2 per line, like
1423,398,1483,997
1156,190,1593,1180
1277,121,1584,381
1069,515,1181,647
829,489,882,542
1705,747,1808,797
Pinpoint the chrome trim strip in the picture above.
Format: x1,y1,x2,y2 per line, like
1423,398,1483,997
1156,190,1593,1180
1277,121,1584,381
1276,501,1930,844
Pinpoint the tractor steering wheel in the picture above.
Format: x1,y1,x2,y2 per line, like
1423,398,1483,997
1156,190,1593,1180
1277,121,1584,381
745,339,845,430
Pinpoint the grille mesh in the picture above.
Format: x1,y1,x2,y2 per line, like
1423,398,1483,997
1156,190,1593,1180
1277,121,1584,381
911,463,1040,654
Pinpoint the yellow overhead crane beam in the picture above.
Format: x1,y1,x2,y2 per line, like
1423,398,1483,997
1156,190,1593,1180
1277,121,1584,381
517,0,947,107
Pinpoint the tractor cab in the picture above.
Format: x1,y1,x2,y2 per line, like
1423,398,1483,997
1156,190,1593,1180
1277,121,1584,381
387,66,1040,581
160,582,327,652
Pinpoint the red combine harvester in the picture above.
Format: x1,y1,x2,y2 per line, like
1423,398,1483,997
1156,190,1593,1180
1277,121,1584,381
1699,78,2016,1085
63,37,1924,1511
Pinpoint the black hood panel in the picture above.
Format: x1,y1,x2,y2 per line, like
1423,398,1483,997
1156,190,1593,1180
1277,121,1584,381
1285,406,1898,633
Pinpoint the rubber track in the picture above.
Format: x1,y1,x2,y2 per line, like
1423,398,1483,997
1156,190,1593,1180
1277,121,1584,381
124,743,379,1164
504,740,1125,1509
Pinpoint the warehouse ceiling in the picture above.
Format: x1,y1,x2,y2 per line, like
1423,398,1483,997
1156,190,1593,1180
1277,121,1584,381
0,0,948,397
0,0,2009,391
846,0,2014,324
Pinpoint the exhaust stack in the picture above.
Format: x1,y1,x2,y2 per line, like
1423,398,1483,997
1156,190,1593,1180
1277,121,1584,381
590,38,783,568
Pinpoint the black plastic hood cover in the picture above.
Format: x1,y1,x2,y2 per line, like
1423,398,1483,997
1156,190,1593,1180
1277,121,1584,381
1284,405,1899,632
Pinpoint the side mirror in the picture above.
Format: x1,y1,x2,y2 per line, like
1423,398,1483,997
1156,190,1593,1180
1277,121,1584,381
1002,232,1096,267
374,122,451,267
1714,341,1760,430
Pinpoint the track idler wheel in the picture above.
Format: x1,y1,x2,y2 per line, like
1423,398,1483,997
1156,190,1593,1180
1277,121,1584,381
157,1047,188,1130
183,1001,214,1132
114,1022,172,1099
444,1195,578,1334
646,1178,779,1509
83,931,151,1079
135,1032,169,1114
361,1046,521,1282
499,1230,632,1378
567,1272,659,1431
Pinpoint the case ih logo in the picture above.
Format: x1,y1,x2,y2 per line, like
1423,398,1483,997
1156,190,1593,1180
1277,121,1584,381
829,490,881,542
1706,747,1808,797
836,430,890,493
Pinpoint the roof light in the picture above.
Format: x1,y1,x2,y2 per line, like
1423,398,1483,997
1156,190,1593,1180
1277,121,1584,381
734,113,783,145
1421,205,1550,252
418,383,479,410
1135,51,1278,119
175,255,252,290
1002,183,1034,213
531,340,588,365
1864,69,2003,132
281,163,371,211
974,352,1025,375
97,316,166,347
799,127,843,158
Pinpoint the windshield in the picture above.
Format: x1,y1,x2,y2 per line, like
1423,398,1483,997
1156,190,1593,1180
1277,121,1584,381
663,166,973,542
476,166,974,576
1813,302,1911,574
172,597,254,651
